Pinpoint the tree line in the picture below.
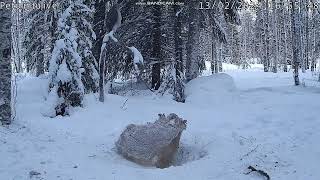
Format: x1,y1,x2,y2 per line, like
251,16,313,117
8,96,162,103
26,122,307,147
9,0,241,118
1,0,320,124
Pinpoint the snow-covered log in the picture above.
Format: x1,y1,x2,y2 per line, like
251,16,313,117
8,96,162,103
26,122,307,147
116,113,187,168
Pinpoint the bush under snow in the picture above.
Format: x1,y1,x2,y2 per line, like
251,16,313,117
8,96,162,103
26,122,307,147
185,73,236,104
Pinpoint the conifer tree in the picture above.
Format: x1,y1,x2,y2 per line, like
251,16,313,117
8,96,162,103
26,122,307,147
46,0,95,116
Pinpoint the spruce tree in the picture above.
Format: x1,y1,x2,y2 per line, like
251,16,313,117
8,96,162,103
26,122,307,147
23,0,49,76
47,0,94,116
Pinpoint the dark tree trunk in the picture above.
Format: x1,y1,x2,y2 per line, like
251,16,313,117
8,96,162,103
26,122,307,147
304,1,310,70
263,0,270,72
186,2,199,81
291,0,301,86
93,0,108,61
36,45,45,77
174,7,183,79
151,6,162,90
99,48,106,102
173,5,185,103
211,36,218,74
0,0,12,125
311,60,315,72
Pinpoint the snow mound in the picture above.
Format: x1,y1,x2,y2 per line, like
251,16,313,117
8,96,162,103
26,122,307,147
185,73,236,104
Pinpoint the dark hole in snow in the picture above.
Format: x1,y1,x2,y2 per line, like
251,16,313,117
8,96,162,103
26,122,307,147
112,142,208,168
172,143,208,166
115,114,209,168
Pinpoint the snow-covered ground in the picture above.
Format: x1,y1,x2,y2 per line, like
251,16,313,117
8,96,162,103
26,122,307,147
1,65,320,180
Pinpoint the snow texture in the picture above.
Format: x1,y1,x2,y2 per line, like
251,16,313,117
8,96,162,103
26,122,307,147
56,60,72,83
1,65,320,180
185,73,236,105
0,98,4,106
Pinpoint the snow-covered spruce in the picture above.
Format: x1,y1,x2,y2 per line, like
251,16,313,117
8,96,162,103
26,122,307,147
75,1,99,93
23,0,52,77
45,1,94,117
158,64,176,96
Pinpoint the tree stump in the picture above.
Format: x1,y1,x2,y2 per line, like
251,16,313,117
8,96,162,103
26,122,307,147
116,113,187,168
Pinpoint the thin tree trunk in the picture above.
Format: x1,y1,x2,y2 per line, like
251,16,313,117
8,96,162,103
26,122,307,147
99,47,106,102
214,42,219,73
263,0,270,72
93,0,107,62
284,31,288,72
300,0,307,73
173,5,185,102
272,0,278,73
36,45,45,77
151,6,162,90
186,2,199,81
291,0,301,85
219,43,223,72
305,0,310,70
283,6,288,72
211,36,217,74
311,8,316,72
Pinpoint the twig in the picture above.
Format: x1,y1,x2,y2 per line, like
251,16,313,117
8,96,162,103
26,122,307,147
120,99,128,110
201,141,213,150
245,166,270,180
239,136,250,140
241,145,259,160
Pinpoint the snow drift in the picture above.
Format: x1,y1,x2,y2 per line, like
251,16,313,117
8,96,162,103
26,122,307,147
185,73,236,104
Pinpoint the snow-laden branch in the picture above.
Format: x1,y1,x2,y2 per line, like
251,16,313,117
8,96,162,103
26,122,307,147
99,4,146,102
128,46,144,74
176,7,183,17
128,46,144,65
102,30,118,43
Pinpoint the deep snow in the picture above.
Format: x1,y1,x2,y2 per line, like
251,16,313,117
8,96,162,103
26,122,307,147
1,65,320,180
